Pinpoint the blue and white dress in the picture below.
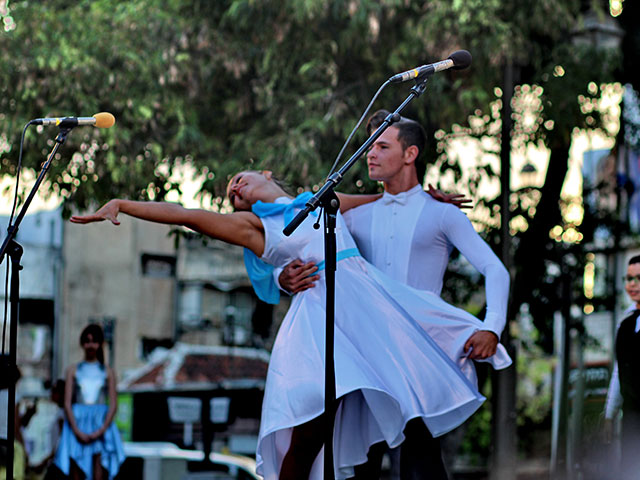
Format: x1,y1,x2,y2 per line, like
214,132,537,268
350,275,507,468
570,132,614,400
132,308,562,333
250,195,512,480
54,361,125,479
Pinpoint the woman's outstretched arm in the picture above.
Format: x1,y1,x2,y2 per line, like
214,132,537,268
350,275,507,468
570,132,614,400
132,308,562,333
70,199,266,256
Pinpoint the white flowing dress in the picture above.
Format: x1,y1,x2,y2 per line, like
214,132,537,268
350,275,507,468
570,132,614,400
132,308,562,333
255,198,511,480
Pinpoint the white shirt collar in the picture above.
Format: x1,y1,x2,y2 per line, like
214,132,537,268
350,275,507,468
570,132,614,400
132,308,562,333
381,184,422,205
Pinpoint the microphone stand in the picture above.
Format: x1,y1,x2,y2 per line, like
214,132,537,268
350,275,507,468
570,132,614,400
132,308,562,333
0,126,73,480
283,75,431,479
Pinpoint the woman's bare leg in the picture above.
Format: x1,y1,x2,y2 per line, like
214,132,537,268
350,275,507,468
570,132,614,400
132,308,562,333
93,453,106,480
69,460,83,480
280,414,327,480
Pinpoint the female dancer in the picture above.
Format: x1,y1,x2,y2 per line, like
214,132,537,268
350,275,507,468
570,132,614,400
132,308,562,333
70,170,510,480
54,324,124,480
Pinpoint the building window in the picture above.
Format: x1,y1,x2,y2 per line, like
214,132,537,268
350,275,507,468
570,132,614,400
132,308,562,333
222,290,254,347
140,254,176,278
140,337,175,359
177,283,257,346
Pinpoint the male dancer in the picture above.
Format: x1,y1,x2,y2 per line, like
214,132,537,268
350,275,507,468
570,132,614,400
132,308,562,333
276,110,510,479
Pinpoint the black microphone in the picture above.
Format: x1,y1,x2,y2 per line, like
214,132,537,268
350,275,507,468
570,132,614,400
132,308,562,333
389,50,472,83
31,112,116,129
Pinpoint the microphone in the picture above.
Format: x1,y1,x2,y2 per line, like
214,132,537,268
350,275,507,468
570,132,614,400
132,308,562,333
31,112,116,129
389,50,472,83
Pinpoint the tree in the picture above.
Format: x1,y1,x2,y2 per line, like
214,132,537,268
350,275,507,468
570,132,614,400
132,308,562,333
1,1,610,210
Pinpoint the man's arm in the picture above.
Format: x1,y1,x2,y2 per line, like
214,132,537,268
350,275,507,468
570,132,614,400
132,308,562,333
441,206,510,358
274,260,320,294
336,193,382,213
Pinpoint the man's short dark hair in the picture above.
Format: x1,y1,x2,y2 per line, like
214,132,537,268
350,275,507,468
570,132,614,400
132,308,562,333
366,109,427,182
628,255,640,266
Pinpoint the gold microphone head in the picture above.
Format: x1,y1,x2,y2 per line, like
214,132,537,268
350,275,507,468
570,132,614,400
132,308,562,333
93,112,116,128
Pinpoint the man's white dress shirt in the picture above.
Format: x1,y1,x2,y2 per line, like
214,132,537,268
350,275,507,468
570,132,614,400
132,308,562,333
342,185,510,338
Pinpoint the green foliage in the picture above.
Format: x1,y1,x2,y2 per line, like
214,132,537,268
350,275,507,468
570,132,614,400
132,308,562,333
2,0,599,214
515,318,553,425
458,399,493,464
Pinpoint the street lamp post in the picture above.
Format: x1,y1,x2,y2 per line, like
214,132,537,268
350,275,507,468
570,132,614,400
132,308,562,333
491,60,518,480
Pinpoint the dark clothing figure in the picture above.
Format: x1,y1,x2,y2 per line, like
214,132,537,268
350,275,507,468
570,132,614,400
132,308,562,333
614,310,640,478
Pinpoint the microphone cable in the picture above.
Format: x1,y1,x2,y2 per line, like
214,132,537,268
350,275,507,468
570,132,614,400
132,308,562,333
2,121,30,355
326,50,470,180
2,113,113,351
326,79,392,179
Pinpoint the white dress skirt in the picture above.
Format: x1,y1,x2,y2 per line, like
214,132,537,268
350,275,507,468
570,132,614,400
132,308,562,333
254,198,512,480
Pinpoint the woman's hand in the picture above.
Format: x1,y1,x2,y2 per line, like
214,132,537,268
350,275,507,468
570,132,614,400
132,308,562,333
279,259,319,294
70,200,121,225
463,330,498,359
74,429,92,444
426,184,472,209
88,428,106,442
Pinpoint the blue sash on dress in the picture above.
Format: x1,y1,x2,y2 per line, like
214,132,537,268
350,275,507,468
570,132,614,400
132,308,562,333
243,192,315,304
313,248,361,273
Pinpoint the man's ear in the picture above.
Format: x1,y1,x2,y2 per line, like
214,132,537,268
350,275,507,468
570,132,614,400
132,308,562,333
403,145,419,165
262,170,273,180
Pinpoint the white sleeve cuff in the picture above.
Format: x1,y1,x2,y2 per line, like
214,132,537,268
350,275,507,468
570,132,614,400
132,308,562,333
271,266,292,295
482,311,506,339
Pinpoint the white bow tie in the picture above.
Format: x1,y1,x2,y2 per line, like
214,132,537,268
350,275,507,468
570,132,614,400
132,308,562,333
382,191,408,205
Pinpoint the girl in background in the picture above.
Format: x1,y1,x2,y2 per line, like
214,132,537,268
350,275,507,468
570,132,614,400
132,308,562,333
54,325,124,480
